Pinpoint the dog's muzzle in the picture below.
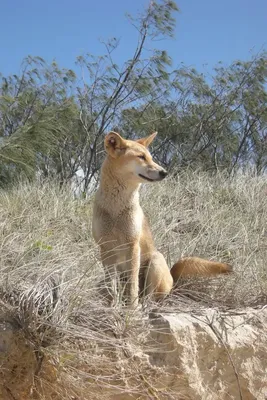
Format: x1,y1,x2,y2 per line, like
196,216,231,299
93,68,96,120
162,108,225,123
138,168,168,182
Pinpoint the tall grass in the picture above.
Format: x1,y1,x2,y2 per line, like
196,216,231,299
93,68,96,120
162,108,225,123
0,170,266,398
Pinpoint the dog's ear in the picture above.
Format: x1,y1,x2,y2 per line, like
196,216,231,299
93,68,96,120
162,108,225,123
136,132,157,148
104,131,126,157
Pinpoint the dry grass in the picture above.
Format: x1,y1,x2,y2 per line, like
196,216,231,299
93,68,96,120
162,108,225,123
143,170,267,307
0,170,267,398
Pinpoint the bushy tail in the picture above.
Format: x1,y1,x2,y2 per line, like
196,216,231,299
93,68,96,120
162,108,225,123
170,256,232,282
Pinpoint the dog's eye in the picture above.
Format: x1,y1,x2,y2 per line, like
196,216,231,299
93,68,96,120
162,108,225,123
138,155,146,161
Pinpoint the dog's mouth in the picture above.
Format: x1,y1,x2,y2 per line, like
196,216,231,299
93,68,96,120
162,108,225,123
138,174,157,182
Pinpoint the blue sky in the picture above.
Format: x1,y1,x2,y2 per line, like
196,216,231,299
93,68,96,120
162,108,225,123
0,0,266,77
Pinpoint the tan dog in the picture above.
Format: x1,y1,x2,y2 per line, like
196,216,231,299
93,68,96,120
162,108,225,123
92,131,232,307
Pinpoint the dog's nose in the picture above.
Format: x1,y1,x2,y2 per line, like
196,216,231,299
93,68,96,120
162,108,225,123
159,169,168,178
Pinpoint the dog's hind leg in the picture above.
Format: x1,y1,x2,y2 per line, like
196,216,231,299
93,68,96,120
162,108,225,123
143,251,173,300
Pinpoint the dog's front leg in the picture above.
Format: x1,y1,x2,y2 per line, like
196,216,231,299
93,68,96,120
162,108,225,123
125,242,140,308
100,248,119,306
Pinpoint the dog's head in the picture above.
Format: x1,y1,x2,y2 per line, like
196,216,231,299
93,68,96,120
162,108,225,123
104,131,168,183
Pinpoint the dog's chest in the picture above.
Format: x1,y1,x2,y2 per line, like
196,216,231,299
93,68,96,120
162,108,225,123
93,203,143,244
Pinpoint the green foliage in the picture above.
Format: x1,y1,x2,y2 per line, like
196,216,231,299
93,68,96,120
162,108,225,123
118,54,267,173
33,240,53,251
0,1,266,188
0,56,79,185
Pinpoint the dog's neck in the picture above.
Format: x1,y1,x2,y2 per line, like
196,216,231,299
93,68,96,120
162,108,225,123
97,157,141,212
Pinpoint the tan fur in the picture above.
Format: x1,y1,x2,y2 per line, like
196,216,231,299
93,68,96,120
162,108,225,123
92,131,232,307
171,257,232,281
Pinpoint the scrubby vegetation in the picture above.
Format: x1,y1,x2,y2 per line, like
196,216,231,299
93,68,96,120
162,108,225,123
0,171,267,398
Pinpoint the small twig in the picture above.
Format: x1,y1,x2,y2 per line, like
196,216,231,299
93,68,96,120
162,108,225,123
3,386,18,400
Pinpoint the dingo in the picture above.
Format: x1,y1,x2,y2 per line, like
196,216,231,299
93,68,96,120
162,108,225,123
92,131,232,307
